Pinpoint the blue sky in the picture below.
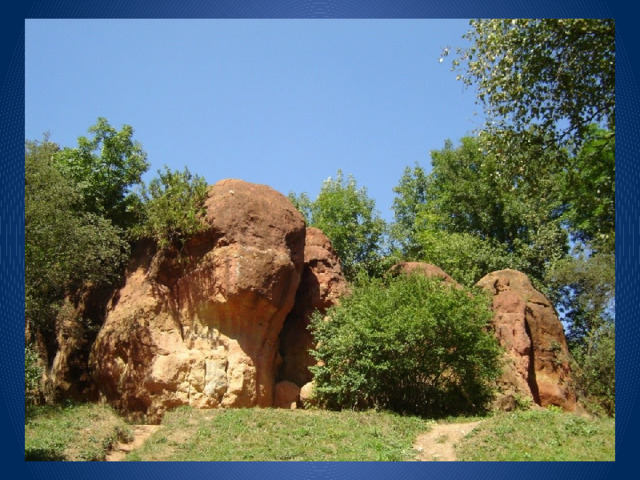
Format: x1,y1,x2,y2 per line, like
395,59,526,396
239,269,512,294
26,19,480,221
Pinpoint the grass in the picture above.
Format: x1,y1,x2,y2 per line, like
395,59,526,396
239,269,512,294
24,403,615,462
125,406,431,461
25,403,132,461
455,408,615,461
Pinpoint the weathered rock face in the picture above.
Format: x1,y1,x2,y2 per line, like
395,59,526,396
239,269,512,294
40,285,113,404
278,227,348,387
89,179,306,422
388,262,462,288
475,269,576,411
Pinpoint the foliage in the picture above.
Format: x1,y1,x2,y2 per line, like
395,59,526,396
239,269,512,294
25,403,132,461
309,273,502,417
53,117,149,229
134,166,209,248
560,126,615,253
403,136,568,286
391,162,429,257
25,138,130,332
545,248,615,416
25,344,43,405
546,252,615,343
456,409,615,461
413,228,525,287
126,406,428,461
289,170,387,280
449,19,615,150
570,323,615,416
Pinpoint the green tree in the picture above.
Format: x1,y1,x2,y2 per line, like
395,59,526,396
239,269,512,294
413,227,526,287
413,136,568,285
391,163,429,258
53,117,149,229
289,170,386,280
546,252,615,346
560,126,615,254
135,166,209,248
449,19,615,149
25,138,130,332
570,322,615,416
309,273,502,416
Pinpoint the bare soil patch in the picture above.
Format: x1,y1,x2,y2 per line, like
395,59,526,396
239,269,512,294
106,425,161,461
414,421,481,461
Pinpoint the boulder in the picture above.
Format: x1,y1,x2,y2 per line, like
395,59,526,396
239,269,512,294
475,269,576,411
89,179,306,422
274,380,300,409
299,381,317,408
388,262,462,288
277,228,348,387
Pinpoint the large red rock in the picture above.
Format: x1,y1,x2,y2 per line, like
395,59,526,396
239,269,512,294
278,228,347,387
89,179,306,422
475,269,576,411
388,262,462,288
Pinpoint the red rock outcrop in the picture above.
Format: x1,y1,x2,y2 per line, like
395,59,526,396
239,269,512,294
388,262,462,288
89,179,306,422
475,269,576,411
278,227,348,388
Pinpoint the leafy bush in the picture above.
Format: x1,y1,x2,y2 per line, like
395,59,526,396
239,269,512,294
309,273,502,417
135,166,208,248
571,323,615,416
25,344,43,405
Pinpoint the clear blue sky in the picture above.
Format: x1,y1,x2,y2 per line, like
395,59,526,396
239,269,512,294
25,19,480,221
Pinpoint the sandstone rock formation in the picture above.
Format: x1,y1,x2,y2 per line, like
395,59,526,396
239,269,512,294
89,179,307,422
40,285,113,404
475,269,576,411
274,380,300,409
388,261,462,288
278,227,348,388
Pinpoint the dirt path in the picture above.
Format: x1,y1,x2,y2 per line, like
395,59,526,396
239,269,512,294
105,425,161,461
414,421,481,461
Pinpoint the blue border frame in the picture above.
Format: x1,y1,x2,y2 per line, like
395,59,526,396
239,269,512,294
5,2,636,478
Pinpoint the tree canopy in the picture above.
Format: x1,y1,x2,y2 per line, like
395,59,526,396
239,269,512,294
53,117,149,230
25,138,130,331
392,136,568,286
450,19,615,149
289,170,387,280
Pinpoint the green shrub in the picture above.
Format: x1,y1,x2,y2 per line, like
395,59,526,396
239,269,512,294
135,166,208,248
25,344,43,405
309,274,502,417
571,323,615,416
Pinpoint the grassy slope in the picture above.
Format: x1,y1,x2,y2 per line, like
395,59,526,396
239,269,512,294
126,407,430,461
25,404,132,461
24,403,615,462
455,409,615,461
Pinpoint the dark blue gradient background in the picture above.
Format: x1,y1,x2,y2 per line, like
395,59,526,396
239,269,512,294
3,2,635,478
